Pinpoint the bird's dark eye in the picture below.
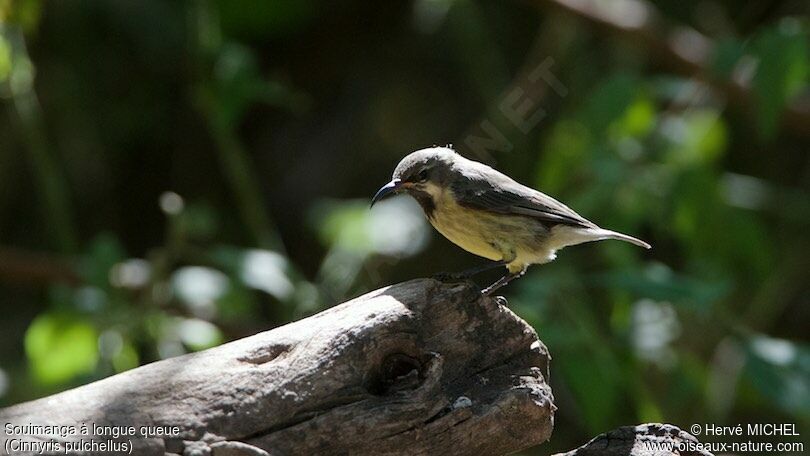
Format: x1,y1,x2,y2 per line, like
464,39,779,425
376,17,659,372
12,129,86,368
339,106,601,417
416,169,429,182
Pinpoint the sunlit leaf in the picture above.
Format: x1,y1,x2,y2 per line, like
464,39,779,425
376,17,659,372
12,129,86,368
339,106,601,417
112,342,139,373
663,110,727,166
109,258,151,289
611,94,656,140
2,0,43,32
172,266,229,319
176,318,223,351
313,198,429,258
631,299,680,366
0,35,11,84
316,201,371,253
24,313,98,385
98,329,140,373
240,249,294,299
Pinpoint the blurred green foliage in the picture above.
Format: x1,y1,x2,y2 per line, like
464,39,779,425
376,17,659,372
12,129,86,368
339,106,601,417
752,20,808,139
24,313,98,385
0,0,808,453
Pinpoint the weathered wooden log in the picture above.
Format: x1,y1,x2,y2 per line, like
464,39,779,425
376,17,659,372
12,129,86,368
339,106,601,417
1,279,555,456
553,423,714,456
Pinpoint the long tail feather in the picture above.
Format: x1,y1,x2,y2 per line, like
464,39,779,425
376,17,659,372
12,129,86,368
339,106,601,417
592,229,652,249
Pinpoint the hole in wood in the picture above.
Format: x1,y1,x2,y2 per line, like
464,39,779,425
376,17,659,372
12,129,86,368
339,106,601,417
368,353,424,395
238,343,291,364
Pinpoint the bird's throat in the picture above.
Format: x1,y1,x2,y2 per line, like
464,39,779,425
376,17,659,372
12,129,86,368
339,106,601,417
409,189,436,219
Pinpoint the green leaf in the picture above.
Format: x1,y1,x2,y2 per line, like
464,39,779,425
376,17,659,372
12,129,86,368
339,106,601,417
672,169,721,245
176,318,223,351
24,313,98,385
211,43,308,125
710,38,745,80
216,280,258,323
81,233,127,289
112,342,140,373
664,110,727,166
312,198,430,258
4,0,43,32
0,35,11,84
611,95,656,140
580,73,641,136
536,120,591,193
315,200,372,253
591,266,731,313
216,0,317,40
176,201,218,241
752,22,809,140
558,347,622,433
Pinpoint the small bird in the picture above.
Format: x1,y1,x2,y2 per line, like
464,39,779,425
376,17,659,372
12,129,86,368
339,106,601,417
371,146,650,295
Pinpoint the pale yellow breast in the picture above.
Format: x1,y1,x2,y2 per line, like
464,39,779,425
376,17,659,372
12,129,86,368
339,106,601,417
427,187,505,262
422,183,563,270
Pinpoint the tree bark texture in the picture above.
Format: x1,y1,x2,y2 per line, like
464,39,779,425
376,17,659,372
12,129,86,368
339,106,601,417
553,423,714,456
1,279,555,456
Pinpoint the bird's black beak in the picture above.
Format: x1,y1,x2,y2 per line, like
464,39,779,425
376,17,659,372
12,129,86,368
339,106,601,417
371,179,402,207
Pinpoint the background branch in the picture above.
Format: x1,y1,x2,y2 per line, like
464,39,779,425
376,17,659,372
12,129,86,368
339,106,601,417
0,247,79,286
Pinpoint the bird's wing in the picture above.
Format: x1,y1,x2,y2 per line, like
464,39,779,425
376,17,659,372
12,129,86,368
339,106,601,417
450,174,595,228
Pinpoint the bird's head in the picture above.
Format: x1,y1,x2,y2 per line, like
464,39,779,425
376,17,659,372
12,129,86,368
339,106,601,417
371,147,459,214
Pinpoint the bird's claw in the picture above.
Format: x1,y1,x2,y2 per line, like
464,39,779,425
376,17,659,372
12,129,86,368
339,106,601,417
491,295,509,306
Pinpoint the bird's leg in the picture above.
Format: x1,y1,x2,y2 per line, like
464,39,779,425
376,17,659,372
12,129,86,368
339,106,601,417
433,259,507,282
481,267,527,296
454,259,509,278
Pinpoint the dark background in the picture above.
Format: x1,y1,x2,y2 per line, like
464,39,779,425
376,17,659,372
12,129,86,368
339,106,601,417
1,0,808,453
